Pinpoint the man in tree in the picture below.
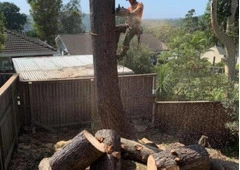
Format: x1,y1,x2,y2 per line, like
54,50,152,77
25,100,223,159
116,0,144,59
90,0,137,139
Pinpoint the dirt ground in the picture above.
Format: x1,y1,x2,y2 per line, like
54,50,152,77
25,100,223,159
8,126,239,170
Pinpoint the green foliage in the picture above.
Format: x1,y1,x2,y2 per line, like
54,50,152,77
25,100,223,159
0,2,27,31
174,75,234,101
204,0,239,46
183,9,199,33
222,83,239,136
59,0,85,34
169,31,212,54
29,0,62,46
216,0,239,44
155,29,224,101
235,64,239,70
0,14,5,52
145,22,180,43
118,39,154,74
155,65,174,100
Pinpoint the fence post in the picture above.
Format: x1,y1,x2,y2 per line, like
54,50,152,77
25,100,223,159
11,76,18,144
28,82,34,130
151,75,157,125
91,78,99,130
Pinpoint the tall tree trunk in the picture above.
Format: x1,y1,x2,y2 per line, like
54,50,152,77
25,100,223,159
210,0,237,81
90,0,136,139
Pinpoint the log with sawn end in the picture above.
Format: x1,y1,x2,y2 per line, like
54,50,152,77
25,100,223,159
120,137,162,164
49,130,105,170
90,129,121,170
147,144,210,170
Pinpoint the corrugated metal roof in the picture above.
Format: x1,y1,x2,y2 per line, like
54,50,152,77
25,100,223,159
12,55,134,82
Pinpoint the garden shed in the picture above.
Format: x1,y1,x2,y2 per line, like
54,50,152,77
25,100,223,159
12,55,156,128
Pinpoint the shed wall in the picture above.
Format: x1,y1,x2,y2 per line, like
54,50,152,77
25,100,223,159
18,74,156,127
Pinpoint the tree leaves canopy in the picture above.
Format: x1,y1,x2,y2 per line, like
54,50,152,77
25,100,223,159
28,0,62,46
59,0,85,34
0,2,27,31
0,14,5,52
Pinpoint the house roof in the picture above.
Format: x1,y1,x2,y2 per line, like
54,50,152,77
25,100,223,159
201,46,226,64
140,33,168,52
12,55,134,82
57,34,93,55
56,33,168,55
0,30,57,57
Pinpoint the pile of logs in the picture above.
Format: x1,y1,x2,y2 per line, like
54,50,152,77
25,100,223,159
39,129,210,170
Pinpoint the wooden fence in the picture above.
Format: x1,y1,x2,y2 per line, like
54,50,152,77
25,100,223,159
0,73,18,170
0,73,235,169
18,74,156,127
154,101,230,147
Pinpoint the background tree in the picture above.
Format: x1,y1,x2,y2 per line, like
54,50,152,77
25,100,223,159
0,14,5,52
59,0,85,34
210,0,238,81
90,0,136,139
155,65,174,100
156,30,214,100
183,9,199,33
28,0,62,46
145,22,180,43
118,39,154,74
0,2,27,31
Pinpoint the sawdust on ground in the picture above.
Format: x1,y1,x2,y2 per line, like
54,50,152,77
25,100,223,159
9,126,239,170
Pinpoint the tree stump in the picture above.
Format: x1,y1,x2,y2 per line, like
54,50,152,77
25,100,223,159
147,144,210,170
90,129,121,170
121,138,161,164
49,130,105,170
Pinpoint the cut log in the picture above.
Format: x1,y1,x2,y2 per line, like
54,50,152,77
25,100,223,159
139,137,159,149
198,135,211,148
54,140,71,152
147,144,210,170
121,138,161,164
49,130,105,170
90,129,121,170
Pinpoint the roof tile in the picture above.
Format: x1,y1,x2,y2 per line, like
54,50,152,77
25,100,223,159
1,30,57,56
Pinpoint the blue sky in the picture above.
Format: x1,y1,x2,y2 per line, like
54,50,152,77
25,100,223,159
1,0,209,19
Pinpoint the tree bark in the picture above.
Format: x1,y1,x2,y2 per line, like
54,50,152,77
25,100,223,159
121,138,161,164
90,129,121,170
90,0,136,139
147,144,210,170
49,130,105,170
210,0,237,80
